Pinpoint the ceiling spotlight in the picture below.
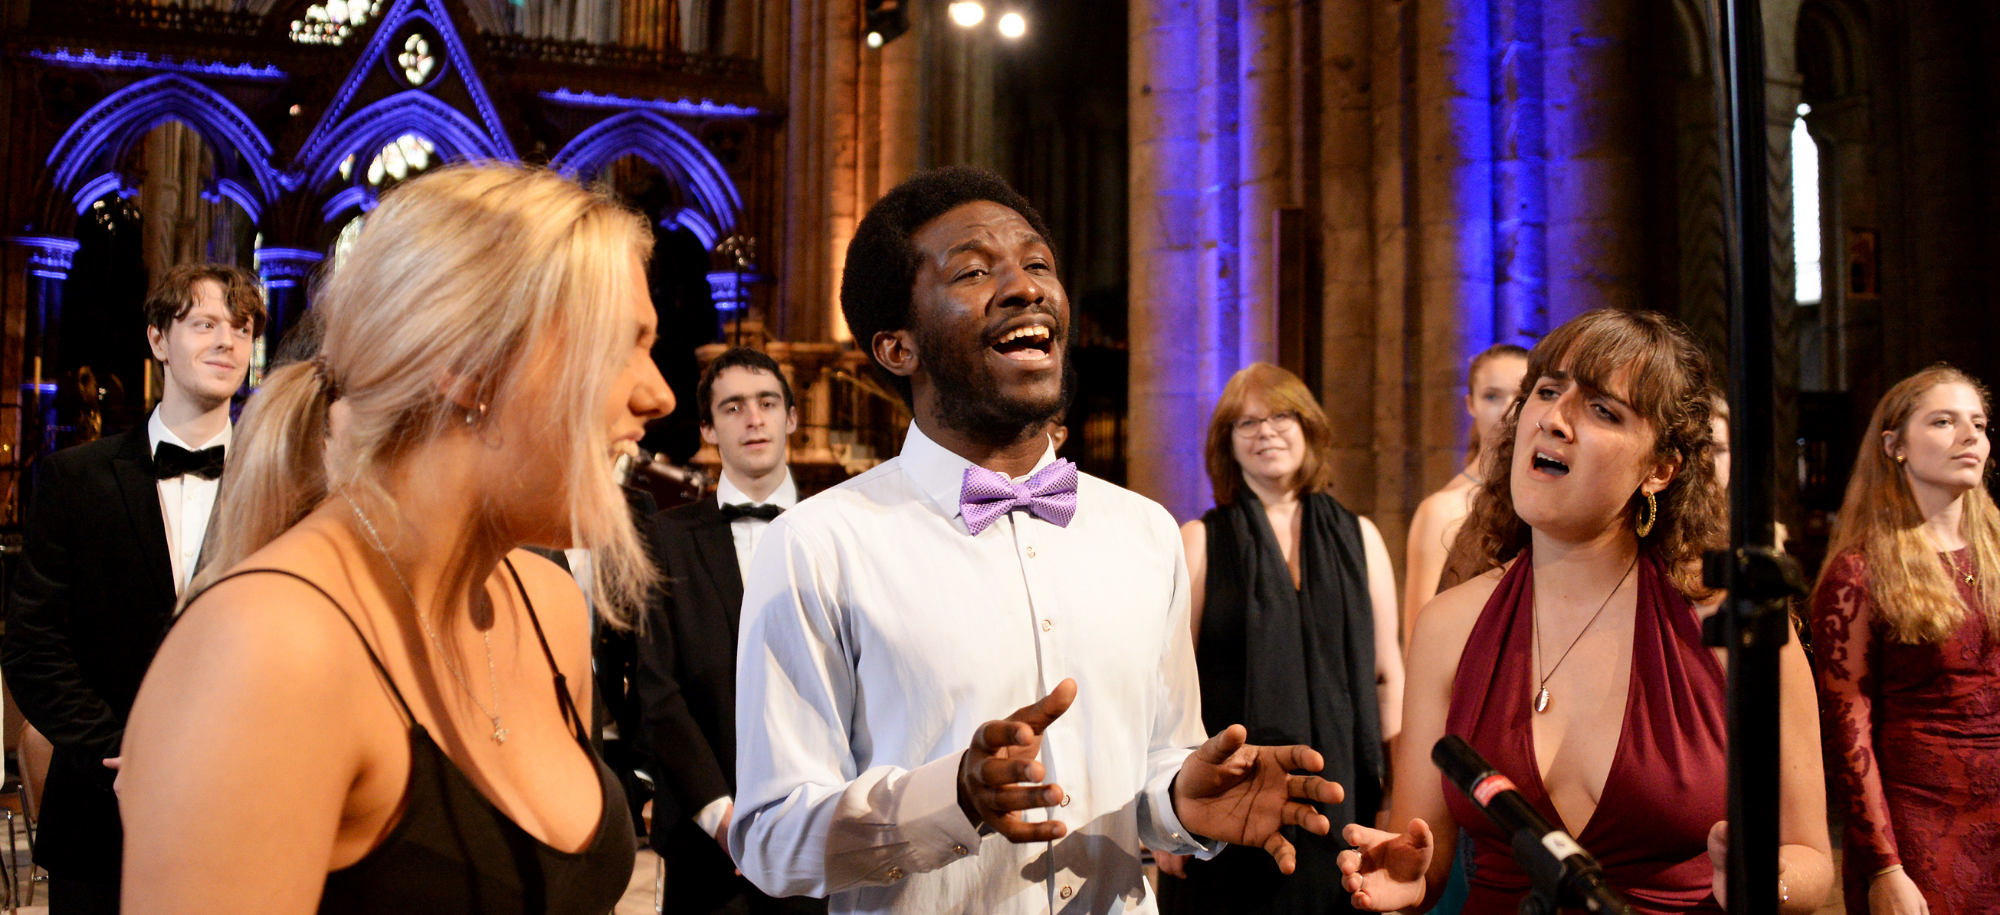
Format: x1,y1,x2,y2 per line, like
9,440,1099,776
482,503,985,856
948,1,985,28
863,0,907,47
997,11,1026,38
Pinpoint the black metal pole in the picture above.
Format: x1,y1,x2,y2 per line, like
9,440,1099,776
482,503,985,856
1704,1,1798,914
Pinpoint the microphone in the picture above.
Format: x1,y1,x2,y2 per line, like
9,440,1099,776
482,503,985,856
615,448,711,490
1432,736,1634,915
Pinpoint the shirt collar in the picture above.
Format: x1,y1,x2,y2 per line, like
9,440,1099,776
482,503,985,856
716,467,798,509
899,421,1058,521
147,408,232,454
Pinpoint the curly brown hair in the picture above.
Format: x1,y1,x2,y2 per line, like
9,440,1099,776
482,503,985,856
1445,309,1726,599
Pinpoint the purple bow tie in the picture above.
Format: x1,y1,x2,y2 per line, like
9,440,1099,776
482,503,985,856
959,460,1079,535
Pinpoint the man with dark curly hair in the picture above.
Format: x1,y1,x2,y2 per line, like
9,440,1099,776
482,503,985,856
732,167,1344,914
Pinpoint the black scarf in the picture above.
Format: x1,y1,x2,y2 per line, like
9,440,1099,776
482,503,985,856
1198,489,1384,821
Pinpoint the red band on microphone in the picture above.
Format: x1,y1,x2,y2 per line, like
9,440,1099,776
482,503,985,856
1471,773,1517,807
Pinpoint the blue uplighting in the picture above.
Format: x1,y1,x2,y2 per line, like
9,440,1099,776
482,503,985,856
541,89,761,119
30,48,286,82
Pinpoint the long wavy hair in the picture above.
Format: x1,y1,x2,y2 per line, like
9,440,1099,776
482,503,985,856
1814,365,2000,644
1447,309,1727,599
1204,363,1337,506
193,164,658,627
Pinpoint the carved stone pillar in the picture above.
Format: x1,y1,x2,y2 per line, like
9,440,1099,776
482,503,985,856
5,236,82,463
253,246,323,355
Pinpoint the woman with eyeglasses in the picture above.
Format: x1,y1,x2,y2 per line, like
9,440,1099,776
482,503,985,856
1156,362,1403,915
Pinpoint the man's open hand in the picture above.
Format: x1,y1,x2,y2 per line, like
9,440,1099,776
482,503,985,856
1170,724,1344,874
958,679,1077,843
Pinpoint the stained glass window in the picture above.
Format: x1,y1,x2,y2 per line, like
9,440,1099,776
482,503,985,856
398,33,436,85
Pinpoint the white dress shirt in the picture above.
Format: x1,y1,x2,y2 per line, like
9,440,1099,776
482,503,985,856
717,468,799,579
146,410,229,596
692,467,799,840
732,423,1216,914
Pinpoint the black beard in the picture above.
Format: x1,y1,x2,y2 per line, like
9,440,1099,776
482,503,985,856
915,320,1076,444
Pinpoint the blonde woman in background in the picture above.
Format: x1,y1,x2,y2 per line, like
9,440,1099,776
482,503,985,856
1403,344,1529,645
1156,363,1402,915
118,164,673,914
1811,365,2000,915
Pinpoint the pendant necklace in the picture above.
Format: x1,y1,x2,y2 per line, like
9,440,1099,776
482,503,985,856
1949,550,1977,585
1532,551,1640,714
350,499,510,744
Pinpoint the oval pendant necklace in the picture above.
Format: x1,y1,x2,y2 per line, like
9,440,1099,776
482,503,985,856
1533,551,1640,714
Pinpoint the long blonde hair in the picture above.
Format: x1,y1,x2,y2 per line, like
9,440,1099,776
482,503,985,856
195,163,658,626
1816,364,2000,644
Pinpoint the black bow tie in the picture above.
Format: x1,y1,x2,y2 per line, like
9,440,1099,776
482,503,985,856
153,442,226,481
720,503,783,523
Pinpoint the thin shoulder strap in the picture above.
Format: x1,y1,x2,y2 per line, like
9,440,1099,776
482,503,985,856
499,557,588,740
195,569,418,724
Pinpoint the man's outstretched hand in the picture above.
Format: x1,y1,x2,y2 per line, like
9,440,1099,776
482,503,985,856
958,679,1077,843
1170,724,1344,874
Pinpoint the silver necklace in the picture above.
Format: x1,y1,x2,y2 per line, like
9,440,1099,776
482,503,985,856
349,499,509,744
1531,551,1640,714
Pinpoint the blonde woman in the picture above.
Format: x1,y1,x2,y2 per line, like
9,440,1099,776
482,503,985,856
1811,365,2000,915
1157,363,1403,915
118,164,673,914
1404,344,1529,644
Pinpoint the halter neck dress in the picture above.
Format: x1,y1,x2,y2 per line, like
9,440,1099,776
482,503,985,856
1441,553,1727,915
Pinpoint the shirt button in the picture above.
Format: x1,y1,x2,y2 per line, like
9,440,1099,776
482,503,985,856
1026,546,1037,558
953,844,968,856
887,866,905,882
1041,619,1053,632
1060,886,1074,899
1060,794,1071,807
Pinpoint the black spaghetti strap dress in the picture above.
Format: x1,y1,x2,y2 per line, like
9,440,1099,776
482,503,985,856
196,561,636,915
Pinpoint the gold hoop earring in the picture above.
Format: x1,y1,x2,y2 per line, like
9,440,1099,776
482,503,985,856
1895,453,1906,465
1636,490,1658,538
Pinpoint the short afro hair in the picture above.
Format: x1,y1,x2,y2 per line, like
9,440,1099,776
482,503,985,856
839,166,1053,404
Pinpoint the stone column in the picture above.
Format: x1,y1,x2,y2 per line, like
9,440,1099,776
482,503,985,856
1235,0,1294,366
253,246,323,355
5,236,81,461
1541,0,1642,322
777,0,860,344
1128,0,1214,521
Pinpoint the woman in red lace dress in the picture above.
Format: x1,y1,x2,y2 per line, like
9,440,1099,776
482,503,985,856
1811,364,2000,915
1337,309,1832,914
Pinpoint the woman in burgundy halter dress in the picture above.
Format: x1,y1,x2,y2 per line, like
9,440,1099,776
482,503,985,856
1811,365,2000,915
118,165,672,913
1337,309,1833,914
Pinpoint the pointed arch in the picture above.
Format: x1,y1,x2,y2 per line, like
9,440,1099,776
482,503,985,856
44,74,280,219
303,91,509,192
549,110,743,241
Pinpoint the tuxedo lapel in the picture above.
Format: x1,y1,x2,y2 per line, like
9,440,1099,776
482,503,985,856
109,431,178,610
688,503,746,635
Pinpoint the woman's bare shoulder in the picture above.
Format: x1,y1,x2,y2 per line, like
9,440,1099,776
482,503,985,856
1409,563,1507,662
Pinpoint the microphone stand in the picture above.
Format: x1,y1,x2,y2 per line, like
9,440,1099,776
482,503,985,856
1702,2,1806,914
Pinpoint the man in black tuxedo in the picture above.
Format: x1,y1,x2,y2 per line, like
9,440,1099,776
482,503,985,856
3,264,264,913
637,347,822,914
